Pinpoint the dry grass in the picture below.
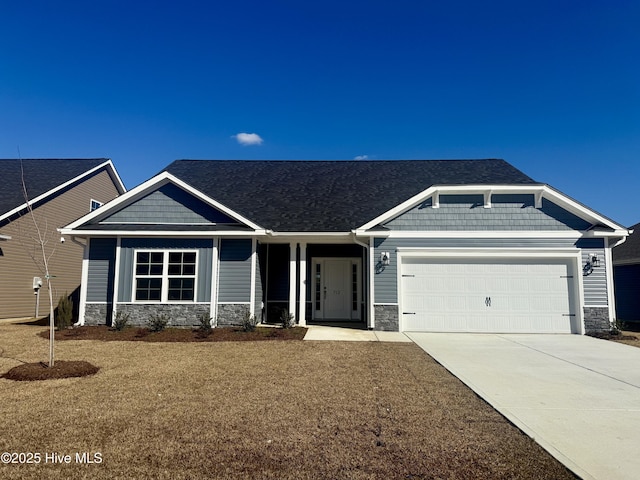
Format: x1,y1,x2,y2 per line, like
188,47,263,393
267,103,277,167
0,323,576,479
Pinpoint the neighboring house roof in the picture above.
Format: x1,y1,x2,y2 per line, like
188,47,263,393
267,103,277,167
162,159,539,232
0,159,126,221
613,222,640,265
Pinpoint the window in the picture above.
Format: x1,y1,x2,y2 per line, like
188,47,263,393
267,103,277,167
90,199,103,212
134,250,197,302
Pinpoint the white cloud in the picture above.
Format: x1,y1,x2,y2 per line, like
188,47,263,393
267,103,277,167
233,132,264,146
354,155,369,160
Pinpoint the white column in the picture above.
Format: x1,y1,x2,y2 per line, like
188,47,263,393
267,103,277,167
288,242,297,320
368,236,375,329
210,237,219,326
249,238,257,317
77,238,90,326
298,242,307,326
111,236,122,326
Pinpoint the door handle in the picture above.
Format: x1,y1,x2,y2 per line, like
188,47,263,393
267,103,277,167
485,297,491,307
324,287,327,300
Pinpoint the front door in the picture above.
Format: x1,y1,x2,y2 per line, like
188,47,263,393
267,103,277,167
313,258,361,321
324,259,351,319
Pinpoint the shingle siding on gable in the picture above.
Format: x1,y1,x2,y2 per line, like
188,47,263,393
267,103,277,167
384,195,592,231
103,184,237,225
218,239,252,303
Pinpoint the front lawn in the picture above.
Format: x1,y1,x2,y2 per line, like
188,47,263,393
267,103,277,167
0,323,576,479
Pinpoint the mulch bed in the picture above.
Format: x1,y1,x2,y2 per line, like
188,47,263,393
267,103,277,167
587,331,638,341
39,325,307,342
2,361,100,381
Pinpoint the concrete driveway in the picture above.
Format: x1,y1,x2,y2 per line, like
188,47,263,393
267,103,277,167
406,333,640,480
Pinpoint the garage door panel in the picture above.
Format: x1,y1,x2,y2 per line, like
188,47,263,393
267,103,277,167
400,257,576,333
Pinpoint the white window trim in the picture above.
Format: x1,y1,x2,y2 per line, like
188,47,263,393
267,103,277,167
132,249,199,303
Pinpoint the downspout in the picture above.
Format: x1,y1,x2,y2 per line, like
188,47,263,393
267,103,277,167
606,231,632,327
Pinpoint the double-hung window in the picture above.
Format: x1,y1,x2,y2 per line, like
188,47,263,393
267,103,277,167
134,250,197,302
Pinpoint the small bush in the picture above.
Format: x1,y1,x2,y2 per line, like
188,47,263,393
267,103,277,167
147,313,169,332
56,293,73,330
280,310,295,329
113,311,130,331
197,313,213,337
242,312,258,332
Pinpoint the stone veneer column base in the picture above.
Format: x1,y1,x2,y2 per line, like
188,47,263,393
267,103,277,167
84,304,110,326
217,304,250,327
583,307,611,335
374,305,399,331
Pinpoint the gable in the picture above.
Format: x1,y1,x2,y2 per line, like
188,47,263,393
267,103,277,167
383,194,592,231
99,183,238,225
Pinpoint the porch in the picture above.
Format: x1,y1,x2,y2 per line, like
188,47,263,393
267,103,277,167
258,242,368,327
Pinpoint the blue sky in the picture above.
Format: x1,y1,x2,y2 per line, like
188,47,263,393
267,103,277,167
1,1,638,226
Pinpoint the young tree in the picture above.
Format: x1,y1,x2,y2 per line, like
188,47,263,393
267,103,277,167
19,161,57,367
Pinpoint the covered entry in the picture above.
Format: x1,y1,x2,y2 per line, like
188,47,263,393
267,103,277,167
311,258,361,321
399,253,581,333
260,242,366,324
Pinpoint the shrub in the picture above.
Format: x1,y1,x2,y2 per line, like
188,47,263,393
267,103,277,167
147,313,169,332
242,311,258,332
113,311,130,331
280,309,295,329
197,312,213,336
56,293,73,330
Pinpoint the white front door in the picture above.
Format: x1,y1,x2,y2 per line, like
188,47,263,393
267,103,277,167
313,258,361,321
324,259,350,319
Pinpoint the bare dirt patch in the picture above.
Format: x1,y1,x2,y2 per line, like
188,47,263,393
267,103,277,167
39,325,307,342
0,323,577,479
2,360,99,381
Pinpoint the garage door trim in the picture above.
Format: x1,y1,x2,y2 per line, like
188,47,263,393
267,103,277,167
396,248,584,334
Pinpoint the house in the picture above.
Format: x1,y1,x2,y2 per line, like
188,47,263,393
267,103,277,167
60,159,628,334
0,159,125,319
613,222,640,324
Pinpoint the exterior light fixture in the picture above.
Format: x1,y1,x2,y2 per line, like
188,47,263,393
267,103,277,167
583,253,600,276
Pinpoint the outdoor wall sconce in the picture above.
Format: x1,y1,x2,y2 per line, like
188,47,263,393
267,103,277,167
380,252,390,266
583,253,600,276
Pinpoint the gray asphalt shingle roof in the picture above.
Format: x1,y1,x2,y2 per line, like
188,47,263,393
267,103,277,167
163,159,539,232
0,159,109,216
613,222,640,264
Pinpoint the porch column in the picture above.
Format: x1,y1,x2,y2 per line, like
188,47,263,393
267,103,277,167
77,238,90,326
288,242,297,321
368,236,375,329
298,242,307,326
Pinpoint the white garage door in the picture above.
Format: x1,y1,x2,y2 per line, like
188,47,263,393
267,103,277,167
400,257,577,333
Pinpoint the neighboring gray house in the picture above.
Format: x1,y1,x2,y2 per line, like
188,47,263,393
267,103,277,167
61,159,629,334
613,222,640,323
